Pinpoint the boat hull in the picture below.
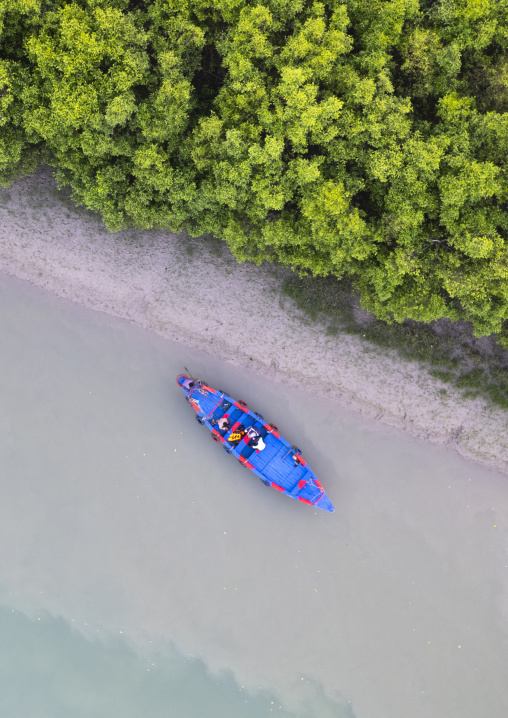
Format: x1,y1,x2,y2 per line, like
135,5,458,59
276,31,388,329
177,375,334,513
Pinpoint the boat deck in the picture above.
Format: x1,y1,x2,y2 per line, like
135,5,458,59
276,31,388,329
180,379,334,512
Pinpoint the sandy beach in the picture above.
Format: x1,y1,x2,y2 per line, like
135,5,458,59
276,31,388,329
1,166,508,473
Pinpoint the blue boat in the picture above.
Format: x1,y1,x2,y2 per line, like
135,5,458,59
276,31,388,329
177,374,334,513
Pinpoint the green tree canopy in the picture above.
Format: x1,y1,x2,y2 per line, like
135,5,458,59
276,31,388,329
1,0,508,343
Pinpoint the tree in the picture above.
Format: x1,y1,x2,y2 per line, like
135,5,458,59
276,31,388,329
0,0,507,344
0,0,47,184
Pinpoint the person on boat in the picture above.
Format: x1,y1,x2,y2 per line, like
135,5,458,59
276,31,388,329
251,435,266,452
246,426,260,441
217,415,231,431
246,426,265,451
228,425,246,444
181,377,197,391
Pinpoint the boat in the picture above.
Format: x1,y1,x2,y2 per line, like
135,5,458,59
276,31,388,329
176,374,335,513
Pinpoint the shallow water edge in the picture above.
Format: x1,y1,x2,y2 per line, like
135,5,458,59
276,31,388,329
1,169,508,473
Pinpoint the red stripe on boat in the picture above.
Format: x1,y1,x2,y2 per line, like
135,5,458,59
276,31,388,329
294,455,306,467
264,425,280,439
212,429,224,442
190,400,200,412
238,456,254,469
234,402,247,411
298,497,312,505
201,385,215,393
271,483,285,492
314,479,323,490
312,491,325,506
298,479,307,490
230,421,240,432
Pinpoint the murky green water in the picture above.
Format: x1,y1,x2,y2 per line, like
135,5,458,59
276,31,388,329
1,272,507,718
2,607,331,718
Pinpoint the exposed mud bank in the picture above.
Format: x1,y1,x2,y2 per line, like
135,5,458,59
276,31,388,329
1,167,507,474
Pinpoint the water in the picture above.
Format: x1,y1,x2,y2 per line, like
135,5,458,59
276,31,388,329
0,607,307,718
1,272,507,718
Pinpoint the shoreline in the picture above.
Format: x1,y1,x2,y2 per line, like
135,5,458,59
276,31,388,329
1,166,508,475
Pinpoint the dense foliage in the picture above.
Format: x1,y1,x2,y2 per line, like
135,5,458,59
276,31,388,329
1,0,508,342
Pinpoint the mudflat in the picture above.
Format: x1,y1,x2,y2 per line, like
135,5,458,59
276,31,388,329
1,167,507,473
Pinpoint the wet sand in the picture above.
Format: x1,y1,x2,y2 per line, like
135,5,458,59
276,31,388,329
1,167,507,473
